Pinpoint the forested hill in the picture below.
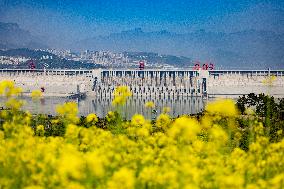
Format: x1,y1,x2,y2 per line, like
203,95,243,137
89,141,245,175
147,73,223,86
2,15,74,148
0,48,104,69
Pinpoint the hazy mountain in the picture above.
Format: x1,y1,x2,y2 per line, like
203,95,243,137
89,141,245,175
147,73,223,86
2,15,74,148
74,28,284,69
1,21,282,69
0,22,47,49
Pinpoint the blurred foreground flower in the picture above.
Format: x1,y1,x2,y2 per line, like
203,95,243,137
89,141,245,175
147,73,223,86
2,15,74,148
107,167,135,189
162,107,171,114
86,113,98,123
131,114,146,126
168,116,200,140
262,75,276,86
5,98,25,110
206,99,238,117
56,102,79,124
0,80,22,97
145,101,155,108
112,86,132,106
156,113,171,131
31,90,43,100
0,81,283,189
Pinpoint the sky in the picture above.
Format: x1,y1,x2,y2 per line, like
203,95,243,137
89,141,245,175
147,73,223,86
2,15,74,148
0,0,283,47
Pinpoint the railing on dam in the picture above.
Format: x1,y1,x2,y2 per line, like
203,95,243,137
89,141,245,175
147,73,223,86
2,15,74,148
0,68,283,76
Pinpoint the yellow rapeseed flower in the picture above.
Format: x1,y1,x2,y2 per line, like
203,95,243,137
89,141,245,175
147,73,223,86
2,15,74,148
156,113,171,130
64,182,85,189
36,125,44,132
56,102,79,123
51,119,59,124
210,125,229,143
112,86,132,106
131,114,146,126
205,99,238,117
106,111,116,122
262,75,276,86
107,167,135,189
85,151,105,177
168,116,201,140
23,186,44,189
5,98,25,110
136,127,150,137
245,108,255,115
0,80,22,97
145,101,155,108
31,90,42,100
36,125,45,136
0,95,283,189
58,151,84,180
86,113,98,123
162,106,171,113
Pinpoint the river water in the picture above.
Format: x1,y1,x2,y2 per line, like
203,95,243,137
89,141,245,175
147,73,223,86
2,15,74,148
0,96,207,119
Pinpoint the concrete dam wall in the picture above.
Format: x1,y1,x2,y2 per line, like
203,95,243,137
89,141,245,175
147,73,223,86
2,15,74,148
0,69,283,98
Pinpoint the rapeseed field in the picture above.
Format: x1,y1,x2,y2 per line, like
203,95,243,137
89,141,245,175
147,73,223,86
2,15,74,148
0,81,283,189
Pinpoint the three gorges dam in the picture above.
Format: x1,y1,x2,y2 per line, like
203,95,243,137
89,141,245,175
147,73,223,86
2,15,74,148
1,68,284,98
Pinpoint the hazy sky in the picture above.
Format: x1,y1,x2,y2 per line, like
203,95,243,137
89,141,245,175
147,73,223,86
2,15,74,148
0,0,283,46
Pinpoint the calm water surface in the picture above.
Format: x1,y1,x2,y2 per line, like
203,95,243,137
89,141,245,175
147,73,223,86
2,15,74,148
0,96,208,119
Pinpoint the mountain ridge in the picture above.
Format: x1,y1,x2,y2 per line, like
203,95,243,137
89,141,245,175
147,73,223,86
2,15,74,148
73,28,284,69
0,21,283,69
